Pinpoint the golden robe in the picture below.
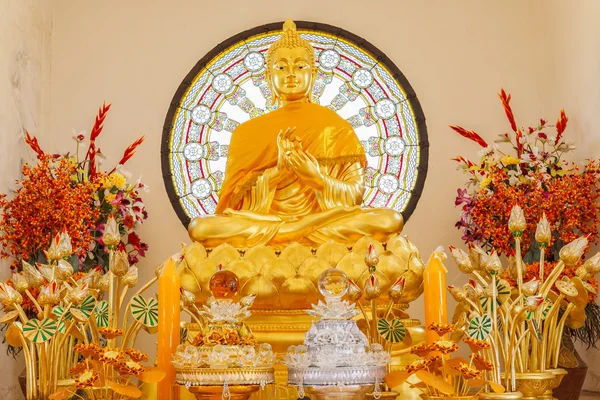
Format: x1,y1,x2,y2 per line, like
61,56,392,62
189,102,403,248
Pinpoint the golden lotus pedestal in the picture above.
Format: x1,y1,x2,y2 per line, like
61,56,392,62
515,370,567,400
187,385,260,400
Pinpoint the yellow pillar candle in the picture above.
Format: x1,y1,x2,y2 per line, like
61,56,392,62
423,247,449,344
158,256,181,400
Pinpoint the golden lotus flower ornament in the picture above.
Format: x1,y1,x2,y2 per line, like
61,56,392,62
22,261,44,288
508,205,526,234
103,214,121,248
535,213,551,245
0,282,23,307
109,250,129,277
12,273,29,293
559,235,589,266
449,245,475,273
121,266,139,288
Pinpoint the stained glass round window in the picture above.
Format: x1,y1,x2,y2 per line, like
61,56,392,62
162,21,428,227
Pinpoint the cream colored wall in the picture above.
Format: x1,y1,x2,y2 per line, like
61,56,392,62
0,0,53,398
44,0,550,361
543,0,600,390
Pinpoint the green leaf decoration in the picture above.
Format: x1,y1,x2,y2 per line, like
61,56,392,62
480,279,511,312
52,306,73,322
23,318,57,343
77,295,96,319
526,298,552,321
57,320,67,333
94,301,109,328
377,318,406,343
468,314,492,340
130,295,158,327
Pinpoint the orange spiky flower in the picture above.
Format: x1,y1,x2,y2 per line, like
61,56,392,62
449,126,488,148
555,109,568,145
499,88,517,132
24,131,45,160
109,136,145,174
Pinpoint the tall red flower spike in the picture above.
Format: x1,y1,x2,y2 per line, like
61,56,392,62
499,89,517,132
449,126,489,148
555,109,568,145
24,131,45,159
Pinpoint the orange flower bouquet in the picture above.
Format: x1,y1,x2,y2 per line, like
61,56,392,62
451,89,600,261
0,104,148,281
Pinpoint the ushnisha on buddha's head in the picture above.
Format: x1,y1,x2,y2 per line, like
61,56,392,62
266,19,317,106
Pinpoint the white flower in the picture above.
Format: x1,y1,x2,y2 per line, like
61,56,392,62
478,145,495,158
116,165,132,180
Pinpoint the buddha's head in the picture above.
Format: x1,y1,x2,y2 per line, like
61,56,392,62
266,19,316,105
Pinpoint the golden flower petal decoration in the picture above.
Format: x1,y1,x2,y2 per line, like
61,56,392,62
447,285,467,302
99,327,124,339
117,360,146,376
525,295,545,311
385,370,412,389
364,273,382,300
465,279,483,301
463,337,491,352
44,233,63,261
535,213,551,245
126,348,149,362
522,278,540,297
58,229,73,259
427,322,456,336
81,267,102,289
484,251,503,274
345,279,362,302
38,282,61,307
472,353,494,370
75,369,99,389
409,342,434,357
468,244,486,272
508,205,526,234
388,276,406,303
138,367,167,383
21,261,44,288
415,370,455,395
560,235,589,266
154,263,164,279
121,266,139,288
0,282,23,307
433,340,459,354
109,250,129,277
70,361,87,376
37,263,55,282
405,358,432,374
103,214,121,247
99,348,125,365
453,362,483,380
180,288,196,307
56,259,74,281
577,252,600,280
449,245,475,273
365,243,379,268
11,273,29,293
97,273,110,291
74,343,101,358
65,284,90,305
427,355,443,372
107,381,142,399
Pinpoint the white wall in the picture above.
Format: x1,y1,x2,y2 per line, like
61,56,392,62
0,0,53,398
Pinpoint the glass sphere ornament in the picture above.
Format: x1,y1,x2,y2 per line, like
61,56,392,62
318,268,349,299
209,269,240,299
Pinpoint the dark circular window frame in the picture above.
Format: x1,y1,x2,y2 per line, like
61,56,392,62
162,20,429,228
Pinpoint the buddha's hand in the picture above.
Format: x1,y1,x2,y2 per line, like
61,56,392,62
286,146,324,190
276,127,296,172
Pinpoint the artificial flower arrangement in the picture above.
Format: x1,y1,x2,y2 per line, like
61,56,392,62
451,89,600,261
0,216,164,400
385,323,502,399
446,206,600,398
0,103,149,281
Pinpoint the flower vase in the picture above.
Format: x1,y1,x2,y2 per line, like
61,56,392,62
552,335,588,400
515,372,556,400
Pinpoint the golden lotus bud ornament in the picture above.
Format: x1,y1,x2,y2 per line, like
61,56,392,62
508,205,526,235
56,259,74,281
38,282,61,306
346,279,362,302
12,273,29,293
388,276,406,303
65,284,90,305
560,235,589,266
364,273,382,300
109,250,130,277
0,282,23,307
180,288,196,307
22,261,44,288
449,245,475,273
58,229,73,258
365,243,379,270
103,214,121,248
576,251,600,281
97,273,110,291
121,266,139,288
535,213,551,245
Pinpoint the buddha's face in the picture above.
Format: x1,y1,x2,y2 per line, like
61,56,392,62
268,46,315,103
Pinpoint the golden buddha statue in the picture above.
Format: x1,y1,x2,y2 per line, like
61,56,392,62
188,19,404,249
